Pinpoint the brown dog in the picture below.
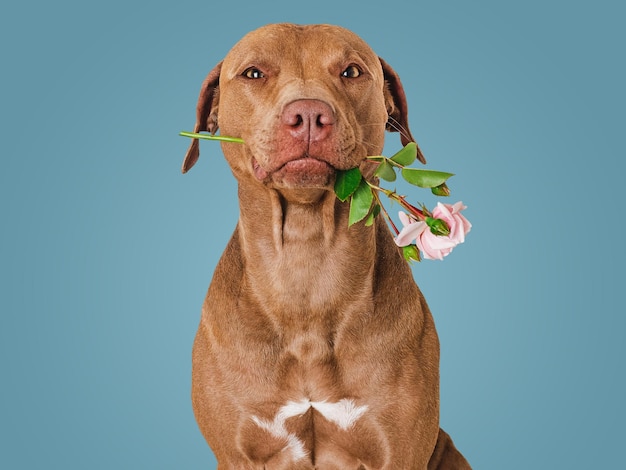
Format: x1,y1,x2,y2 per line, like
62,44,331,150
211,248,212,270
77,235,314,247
182,23,471,469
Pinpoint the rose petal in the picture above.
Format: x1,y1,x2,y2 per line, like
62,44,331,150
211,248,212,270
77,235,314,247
395,220,427,247
398,211,411,227
417,233,447,260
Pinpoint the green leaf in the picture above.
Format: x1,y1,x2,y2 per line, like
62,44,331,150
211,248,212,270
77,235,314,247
401,168,454,188
431,182,450,197
365,204,381,226
374,160,397,182
390,142,418,166
348,179,374,226
334,167,363,202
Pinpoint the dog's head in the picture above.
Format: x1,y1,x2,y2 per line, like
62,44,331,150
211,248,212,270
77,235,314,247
182,23,424,200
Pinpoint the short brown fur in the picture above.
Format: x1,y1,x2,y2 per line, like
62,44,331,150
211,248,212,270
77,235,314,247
184,23,471,469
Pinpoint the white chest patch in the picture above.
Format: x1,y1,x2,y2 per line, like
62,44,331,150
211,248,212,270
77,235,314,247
251,398,368,461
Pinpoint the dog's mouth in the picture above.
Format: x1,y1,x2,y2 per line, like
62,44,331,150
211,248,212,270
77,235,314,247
252,156,336,188
279,157,335,175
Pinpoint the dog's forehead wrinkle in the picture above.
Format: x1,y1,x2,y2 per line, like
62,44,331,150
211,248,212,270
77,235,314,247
225,24,379,79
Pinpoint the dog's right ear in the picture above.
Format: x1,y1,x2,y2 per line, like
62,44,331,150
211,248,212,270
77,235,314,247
380,57,426,164
182,62,222,173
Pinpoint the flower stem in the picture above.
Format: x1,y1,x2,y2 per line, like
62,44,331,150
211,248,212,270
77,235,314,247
179,131,244,144
372,189,399,235
396,196,429,221
366,181,429,222
365,155,404,169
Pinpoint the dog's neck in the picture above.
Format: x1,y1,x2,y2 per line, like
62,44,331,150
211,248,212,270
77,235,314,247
236,182,378,321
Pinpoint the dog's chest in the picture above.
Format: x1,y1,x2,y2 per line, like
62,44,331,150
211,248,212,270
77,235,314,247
240,397,385,469
232,325,388,467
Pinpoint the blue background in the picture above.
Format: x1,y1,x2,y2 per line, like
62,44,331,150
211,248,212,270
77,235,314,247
1,0,624,468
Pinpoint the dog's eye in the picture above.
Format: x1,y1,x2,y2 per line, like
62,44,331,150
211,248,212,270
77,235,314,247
341,65,362,78
243,67,265,79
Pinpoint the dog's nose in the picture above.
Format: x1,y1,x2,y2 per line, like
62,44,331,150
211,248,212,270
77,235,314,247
281,99,335,143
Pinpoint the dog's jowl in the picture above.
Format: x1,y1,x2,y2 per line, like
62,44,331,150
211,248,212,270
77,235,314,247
183,23,471,469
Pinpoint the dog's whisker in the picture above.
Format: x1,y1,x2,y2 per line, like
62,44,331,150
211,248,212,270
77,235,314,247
386,116,413,143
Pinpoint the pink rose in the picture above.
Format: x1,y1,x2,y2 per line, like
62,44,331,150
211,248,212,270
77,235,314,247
419,202,471,260
394,202,471,260
394,211,428,248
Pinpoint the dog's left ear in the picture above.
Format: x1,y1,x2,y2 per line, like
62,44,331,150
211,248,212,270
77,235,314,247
182,62,222,173
380,57,426,164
